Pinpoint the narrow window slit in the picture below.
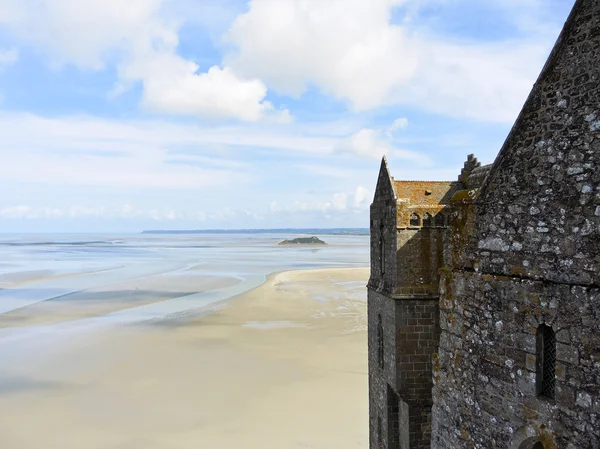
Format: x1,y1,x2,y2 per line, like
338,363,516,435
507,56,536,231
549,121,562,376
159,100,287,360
536,324,556,399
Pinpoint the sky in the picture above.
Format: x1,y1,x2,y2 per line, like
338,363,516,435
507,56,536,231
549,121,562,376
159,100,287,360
0,0,576,232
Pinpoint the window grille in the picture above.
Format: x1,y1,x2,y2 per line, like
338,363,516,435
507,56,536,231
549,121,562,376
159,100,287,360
536,324,556,399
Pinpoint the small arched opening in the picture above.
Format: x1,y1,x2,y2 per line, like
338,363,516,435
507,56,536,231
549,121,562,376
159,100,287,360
423,213,433,227
518,438,547,449
509,425,554,449
409,213,420,227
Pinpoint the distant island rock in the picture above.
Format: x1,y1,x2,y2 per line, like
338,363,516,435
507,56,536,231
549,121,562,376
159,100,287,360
278,236,327,245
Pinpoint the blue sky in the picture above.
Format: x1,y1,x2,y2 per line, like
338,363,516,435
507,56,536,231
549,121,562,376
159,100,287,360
0,0,575,232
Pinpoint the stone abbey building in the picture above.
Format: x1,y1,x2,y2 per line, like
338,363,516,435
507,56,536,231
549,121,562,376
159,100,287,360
367,0,599,448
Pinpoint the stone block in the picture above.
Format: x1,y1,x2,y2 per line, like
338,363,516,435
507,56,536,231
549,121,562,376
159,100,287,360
556,343,580,365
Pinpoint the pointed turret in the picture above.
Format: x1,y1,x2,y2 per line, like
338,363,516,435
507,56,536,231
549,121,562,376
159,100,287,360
372,156,396,203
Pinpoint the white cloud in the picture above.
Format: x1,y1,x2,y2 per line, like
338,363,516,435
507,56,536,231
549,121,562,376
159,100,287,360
225,0,418,111
0,205,31,219
0,0,175,70
296,164,372,180
0,48,18,70
207,207,261,223
0,113,432,192
387,117,408,137
0,0,561,123
335,127,430,164
224,0,557,122
125,61,288,122
0,205,66,219
336,129,392,159
0,0,287,122
67,206,106,218
399,39,548,122
0,204,202,221
269,186,372,217
269,194,346,215
353,186,370,208
331,193,348,211
0,112,255,189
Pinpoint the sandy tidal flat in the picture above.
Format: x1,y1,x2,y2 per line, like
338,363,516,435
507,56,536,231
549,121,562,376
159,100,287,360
0,267,369,449
0,267,237,329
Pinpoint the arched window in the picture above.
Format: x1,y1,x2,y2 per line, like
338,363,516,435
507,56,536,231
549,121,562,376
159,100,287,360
435,213,445,227
377,314,384,369
423,213,433,227
409,213,420,227
536,324,556,399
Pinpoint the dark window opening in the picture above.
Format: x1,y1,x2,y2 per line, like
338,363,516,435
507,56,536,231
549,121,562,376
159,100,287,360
409,213,420,227
435,213,445,227
536,324,556,399
423,213,433,227
377,314,384,370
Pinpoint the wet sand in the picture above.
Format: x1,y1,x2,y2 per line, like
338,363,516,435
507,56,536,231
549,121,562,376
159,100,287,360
0,269,239,329
0,267,369,449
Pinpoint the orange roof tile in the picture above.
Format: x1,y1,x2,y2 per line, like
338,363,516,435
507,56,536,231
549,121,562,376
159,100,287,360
393,181,459,206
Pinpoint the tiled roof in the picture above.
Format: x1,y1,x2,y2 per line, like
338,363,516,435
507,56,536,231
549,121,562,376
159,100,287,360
393,180,460,206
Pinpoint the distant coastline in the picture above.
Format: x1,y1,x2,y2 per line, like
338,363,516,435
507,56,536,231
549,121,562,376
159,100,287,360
141,228,369,235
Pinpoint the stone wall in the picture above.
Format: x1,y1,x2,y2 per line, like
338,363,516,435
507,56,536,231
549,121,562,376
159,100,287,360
368,289,441,449
432,0,600,447
432,271,599,449
395,229,446,298
369,223,446,449
475,0,600,286
368,289,400,449
395,298,440,449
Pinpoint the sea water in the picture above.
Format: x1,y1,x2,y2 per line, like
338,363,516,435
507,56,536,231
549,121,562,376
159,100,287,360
0,232,369,346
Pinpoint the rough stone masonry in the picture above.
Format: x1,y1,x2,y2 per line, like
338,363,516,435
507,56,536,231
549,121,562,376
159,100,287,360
367,0,599,448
